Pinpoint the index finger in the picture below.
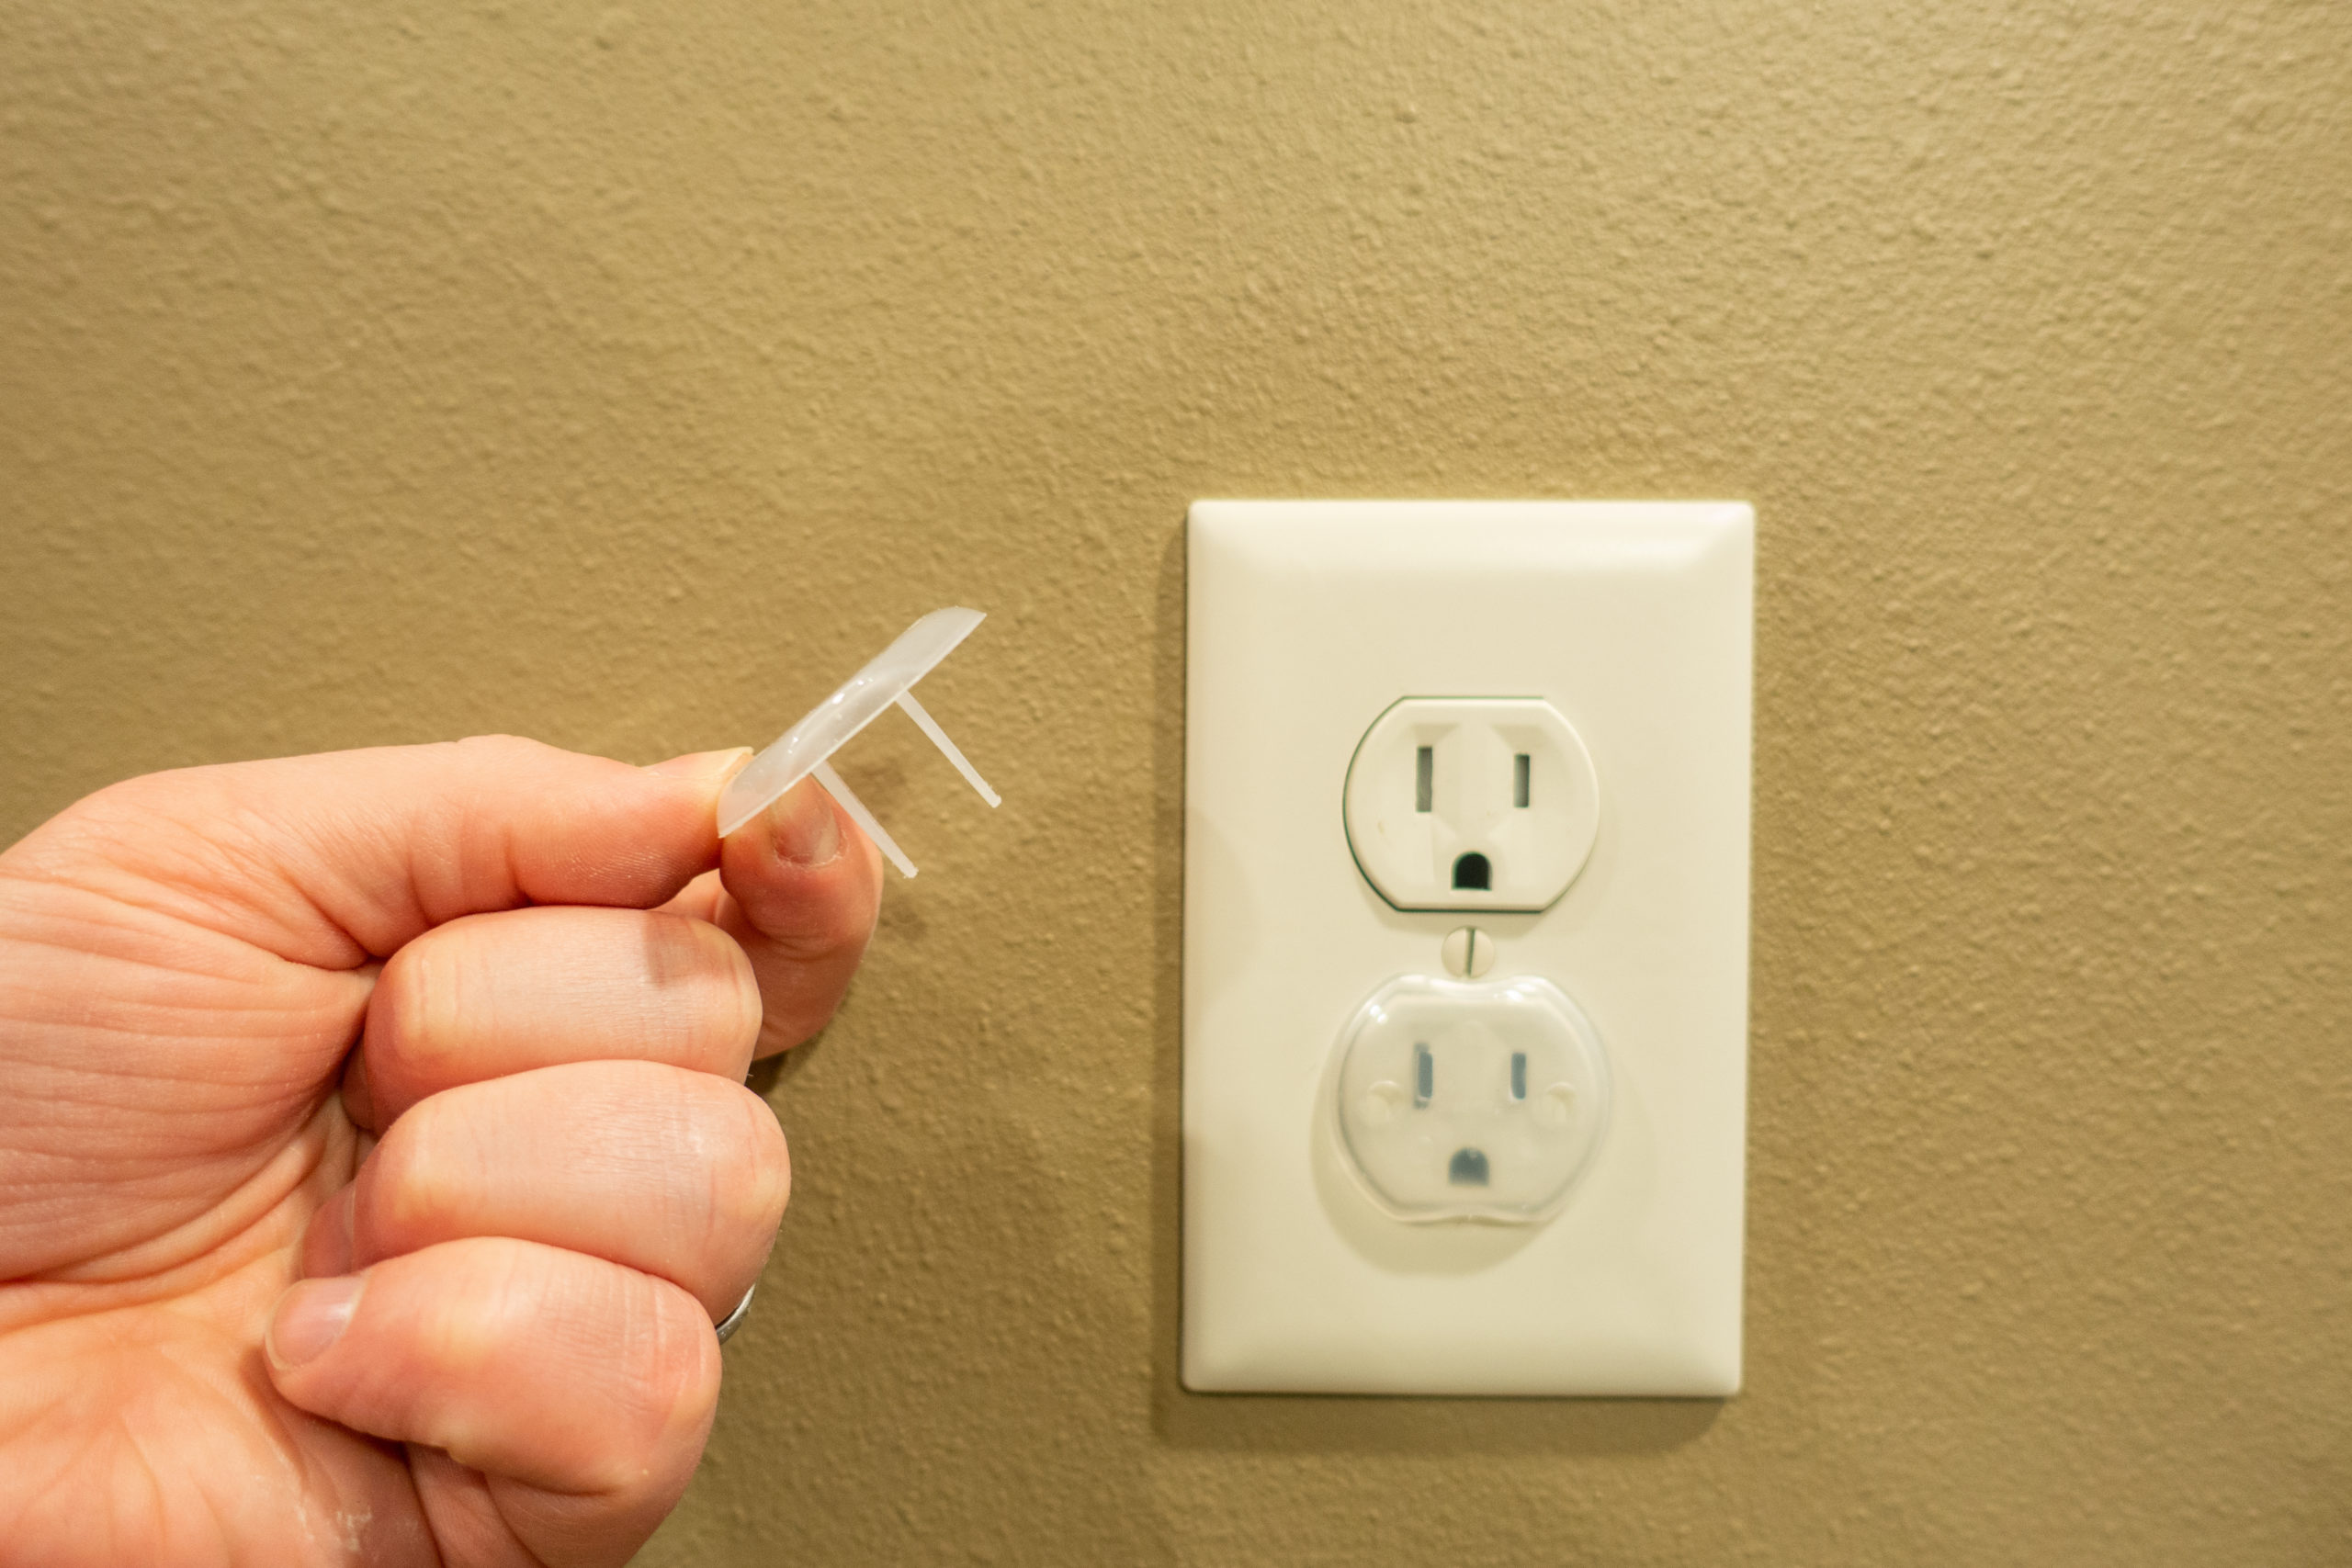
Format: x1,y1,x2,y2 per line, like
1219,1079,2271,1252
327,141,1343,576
23,735,742,971
664,771,884,1057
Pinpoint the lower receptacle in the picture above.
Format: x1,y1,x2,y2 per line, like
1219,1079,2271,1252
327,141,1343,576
1182,500,1753,1396
1332,974,1611,1224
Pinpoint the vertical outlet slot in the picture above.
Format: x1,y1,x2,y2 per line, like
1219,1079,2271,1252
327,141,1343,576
1513,752,1531,807
1413,1043,1433,1107
1510,1052,1527,1101
1415,746,1433,813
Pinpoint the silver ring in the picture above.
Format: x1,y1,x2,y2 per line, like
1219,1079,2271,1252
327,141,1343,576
714,1283,757,1345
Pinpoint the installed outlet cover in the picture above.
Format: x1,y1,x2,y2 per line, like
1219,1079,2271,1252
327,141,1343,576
1182,500,1753,1396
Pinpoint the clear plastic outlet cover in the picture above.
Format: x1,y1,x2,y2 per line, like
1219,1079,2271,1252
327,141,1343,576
1333,974,1611,1224
716,607,998,869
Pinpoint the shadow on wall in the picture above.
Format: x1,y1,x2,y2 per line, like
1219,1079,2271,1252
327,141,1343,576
1142,525,1722,1459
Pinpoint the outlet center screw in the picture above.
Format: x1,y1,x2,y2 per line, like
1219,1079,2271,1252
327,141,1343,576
1440,926,1496,978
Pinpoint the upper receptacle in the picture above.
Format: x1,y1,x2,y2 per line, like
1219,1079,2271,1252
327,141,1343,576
1342,697,1600,912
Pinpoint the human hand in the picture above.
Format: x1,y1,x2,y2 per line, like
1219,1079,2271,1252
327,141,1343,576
0,737,882,1565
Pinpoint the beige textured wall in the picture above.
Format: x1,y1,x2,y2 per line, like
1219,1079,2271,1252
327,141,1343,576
6,0,2349,1561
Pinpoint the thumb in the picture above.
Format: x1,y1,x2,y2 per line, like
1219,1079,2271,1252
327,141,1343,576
17,736,749,968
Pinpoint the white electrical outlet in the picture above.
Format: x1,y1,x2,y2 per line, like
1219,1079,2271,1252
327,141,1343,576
1343,696,1600,911
1182,500,1753,1396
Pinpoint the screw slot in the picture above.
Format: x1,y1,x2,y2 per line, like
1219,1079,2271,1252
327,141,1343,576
1440,926,1495,978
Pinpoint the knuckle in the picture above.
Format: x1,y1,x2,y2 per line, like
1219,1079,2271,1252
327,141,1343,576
722,840,881,956
583,1279,720,1491
721,944,765,1055
702,1085,791,1237
401,1243,535,1389
371,928,472,1077
450,733,559,770
360,1110,458,1245
644,912,763,1052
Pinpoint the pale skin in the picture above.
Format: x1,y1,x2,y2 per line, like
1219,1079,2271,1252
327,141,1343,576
0,737,885,1566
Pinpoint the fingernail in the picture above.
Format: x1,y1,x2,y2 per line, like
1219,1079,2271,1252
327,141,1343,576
267,1276,364,1370
647,747,754,786
768,777,841,866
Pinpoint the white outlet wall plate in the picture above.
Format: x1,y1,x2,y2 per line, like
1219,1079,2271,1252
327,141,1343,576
1182,500,1753,1396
